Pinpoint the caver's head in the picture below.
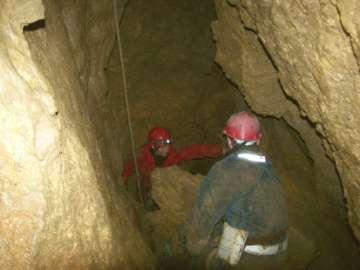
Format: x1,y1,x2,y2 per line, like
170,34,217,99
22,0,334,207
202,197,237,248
148,127,172,157
223,111,262,149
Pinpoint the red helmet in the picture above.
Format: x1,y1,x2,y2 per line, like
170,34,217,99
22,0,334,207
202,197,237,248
148,127,172,148
223,112,262,141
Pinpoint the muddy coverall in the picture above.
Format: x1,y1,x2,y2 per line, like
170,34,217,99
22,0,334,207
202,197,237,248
186,145,288,260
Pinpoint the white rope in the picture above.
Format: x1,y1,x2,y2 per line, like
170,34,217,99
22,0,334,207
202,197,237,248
112,0,144,207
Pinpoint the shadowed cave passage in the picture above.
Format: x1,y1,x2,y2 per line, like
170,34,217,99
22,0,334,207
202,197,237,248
23,19,46,32
1,0,360,269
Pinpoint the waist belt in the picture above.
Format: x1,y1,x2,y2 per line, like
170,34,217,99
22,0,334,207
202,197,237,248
244,237,288,256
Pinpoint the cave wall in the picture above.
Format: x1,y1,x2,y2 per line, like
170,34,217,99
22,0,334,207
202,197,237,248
212,0,360,239
2,0,358,268
0,0,154,269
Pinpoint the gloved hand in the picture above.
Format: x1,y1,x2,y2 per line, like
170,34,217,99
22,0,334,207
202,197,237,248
144,194,160,211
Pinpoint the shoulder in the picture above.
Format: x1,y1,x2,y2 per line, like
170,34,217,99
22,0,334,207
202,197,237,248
221,149,269,180
225,147,267,163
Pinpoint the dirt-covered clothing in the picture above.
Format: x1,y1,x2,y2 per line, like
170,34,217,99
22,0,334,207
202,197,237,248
186,145,288,255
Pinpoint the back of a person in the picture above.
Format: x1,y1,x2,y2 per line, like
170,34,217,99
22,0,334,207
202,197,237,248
233,162,288,270
246,162,288,240
185,112,288,269
222,152,288,238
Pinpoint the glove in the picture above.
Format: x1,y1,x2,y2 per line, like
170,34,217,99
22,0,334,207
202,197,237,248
144,194,160,212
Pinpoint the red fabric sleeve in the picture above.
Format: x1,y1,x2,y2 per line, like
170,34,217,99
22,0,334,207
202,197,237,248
169,144,223,164
121,144,156,187
122,159,135,178
121,158,135,187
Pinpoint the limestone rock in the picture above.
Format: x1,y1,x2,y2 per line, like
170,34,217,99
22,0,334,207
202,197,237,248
145,166,202,256
212,0,360,241
0,0,155,269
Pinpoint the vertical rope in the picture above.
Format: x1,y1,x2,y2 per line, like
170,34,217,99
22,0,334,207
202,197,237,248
113,0,144,207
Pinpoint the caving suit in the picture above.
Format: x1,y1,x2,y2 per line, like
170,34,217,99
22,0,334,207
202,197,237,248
186,144,288,266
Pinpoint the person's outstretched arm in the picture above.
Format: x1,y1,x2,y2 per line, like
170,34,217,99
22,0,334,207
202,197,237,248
169,144,223,165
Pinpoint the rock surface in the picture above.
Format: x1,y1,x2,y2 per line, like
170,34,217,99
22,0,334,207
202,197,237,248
2,0,360,269
0,0,154,269
145,167,202,256
212,0,360,241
